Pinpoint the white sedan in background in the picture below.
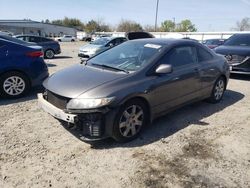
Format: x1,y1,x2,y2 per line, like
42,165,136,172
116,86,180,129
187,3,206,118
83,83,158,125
55,35,76,42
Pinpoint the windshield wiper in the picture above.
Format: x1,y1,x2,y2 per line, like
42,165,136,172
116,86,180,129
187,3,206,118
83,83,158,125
91,63,129,73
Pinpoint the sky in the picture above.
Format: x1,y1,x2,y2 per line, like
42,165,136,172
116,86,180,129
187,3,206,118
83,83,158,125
0,0,249,31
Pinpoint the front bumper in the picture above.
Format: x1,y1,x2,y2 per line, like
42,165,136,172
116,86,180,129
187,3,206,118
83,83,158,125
38,93,76,123
37,93,117,141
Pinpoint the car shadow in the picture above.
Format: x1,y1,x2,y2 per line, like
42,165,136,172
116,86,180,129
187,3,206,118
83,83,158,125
83,89,244,149
0,86,44,106
53,56,73,59
230,74,250,81
46,63,57,67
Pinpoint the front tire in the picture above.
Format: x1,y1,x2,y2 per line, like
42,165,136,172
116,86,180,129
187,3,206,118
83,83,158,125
0,72,30,98
45,49,55,59
112,99,148,142
208,77,226,103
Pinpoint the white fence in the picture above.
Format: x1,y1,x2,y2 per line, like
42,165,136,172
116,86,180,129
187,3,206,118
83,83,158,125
96,31,250,42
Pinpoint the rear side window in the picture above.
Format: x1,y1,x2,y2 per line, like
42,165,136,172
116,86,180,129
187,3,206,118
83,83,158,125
197,47,213,62
17,36,27,41
224,34,250,46
29,36,41,43
162,46,198,67
41,37,52,42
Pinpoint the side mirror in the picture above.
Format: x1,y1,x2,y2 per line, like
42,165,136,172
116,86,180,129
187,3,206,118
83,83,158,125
155,64,172,74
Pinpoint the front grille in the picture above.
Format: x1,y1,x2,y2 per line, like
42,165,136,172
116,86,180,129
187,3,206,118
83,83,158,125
226,55,246,65
44,90,70,109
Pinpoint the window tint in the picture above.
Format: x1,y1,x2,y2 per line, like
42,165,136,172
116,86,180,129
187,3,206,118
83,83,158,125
224,34,250,46
162,46,198,67
41,37,52,42
115,38,127,45
17,36,26,41
29,36,41,43
197,46,213,62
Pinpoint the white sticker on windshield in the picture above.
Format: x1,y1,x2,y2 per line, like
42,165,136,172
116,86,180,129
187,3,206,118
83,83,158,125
144,44,162,49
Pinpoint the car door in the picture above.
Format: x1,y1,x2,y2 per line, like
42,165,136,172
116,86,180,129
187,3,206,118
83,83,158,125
65,36,71,42
196,45,220,95
150,45,202,115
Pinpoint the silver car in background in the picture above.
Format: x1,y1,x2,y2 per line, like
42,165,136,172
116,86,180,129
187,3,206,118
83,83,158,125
78,37,127,59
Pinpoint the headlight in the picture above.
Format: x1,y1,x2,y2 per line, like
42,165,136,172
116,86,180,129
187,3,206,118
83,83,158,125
66,97,114,109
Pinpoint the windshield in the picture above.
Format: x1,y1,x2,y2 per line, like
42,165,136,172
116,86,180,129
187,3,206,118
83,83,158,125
224,34,250,46
90,37,111,45
88,40,164,72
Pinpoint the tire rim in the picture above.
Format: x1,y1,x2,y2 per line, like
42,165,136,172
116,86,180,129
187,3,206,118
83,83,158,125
214,79,224,100
46,50,54,58
119,105,144,137
3,76,25,96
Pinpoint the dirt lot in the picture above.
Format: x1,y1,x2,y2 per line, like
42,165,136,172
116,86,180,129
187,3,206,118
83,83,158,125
0,42,250,188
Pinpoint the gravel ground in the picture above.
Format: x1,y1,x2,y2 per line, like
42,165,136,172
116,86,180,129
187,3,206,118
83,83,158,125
0,42,250,188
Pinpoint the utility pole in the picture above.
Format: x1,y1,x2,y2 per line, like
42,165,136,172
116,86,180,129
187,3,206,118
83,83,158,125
155,0,159,32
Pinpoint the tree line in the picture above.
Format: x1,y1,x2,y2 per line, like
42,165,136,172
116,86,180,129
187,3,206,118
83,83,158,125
41,17,250,33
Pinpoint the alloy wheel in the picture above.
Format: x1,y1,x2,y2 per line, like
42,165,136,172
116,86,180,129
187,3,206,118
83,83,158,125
214,79,225,100
45,50,54,59
3,76,25,96
119,105,144,137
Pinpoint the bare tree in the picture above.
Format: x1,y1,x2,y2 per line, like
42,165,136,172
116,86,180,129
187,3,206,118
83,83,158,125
234,17,250,31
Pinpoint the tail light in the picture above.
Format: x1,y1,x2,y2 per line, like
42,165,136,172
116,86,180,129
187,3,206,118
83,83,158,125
26,51,43,57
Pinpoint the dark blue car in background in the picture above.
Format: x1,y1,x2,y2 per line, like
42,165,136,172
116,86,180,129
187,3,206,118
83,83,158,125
15,35,61,59
215,33,250,75
0,37,49,98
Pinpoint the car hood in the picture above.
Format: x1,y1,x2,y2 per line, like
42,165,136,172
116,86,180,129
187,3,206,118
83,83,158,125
79,44,103,51
43,64,128,98
214,45,250,56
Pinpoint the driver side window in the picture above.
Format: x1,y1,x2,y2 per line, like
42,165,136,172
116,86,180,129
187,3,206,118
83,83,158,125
160,46,198,68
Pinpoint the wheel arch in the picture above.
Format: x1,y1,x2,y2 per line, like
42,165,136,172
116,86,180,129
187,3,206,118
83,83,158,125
219,74,228,89
119,95,152,123
0,69,31,86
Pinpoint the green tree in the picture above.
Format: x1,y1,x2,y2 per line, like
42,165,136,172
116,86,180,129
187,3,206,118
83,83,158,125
161,20,175,32
175,19,197,32
51,17,84,30
51,19,64,26
45,19,50,24
84,20,101,33
117,20,143,32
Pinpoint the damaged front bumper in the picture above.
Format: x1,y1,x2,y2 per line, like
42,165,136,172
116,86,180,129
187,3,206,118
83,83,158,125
37,93,117,141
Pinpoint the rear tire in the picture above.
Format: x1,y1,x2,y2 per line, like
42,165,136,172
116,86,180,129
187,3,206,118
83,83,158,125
45,49,55,59
71,39,75,42
0,71,30,98
112,99,148,142
208,76,226,103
